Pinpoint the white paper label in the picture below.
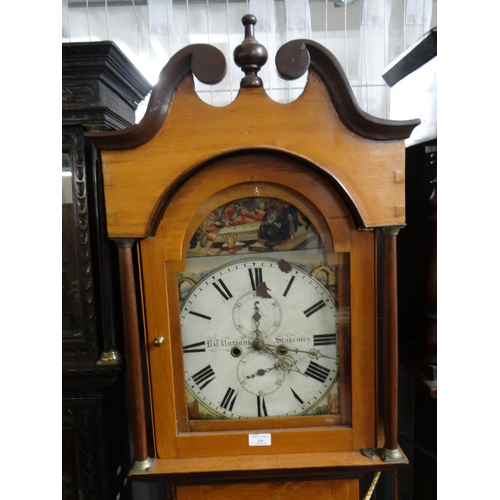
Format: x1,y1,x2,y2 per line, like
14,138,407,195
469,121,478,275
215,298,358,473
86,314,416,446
248,433,271,446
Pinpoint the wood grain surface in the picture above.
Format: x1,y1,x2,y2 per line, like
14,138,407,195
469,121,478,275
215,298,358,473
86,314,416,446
176,479,359,500
96,72,408,238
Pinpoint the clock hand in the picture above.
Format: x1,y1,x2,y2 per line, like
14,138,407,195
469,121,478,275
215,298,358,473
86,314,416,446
246,364,280,379
256,343,336,382
251,301,268,352
251,343,305,375
252,301,262,335
248,315,332,375
286,347,336,360
265,342,336,361
248,338,300,374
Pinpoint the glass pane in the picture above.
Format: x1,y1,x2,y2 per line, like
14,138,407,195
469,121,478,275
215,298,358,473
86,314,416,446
62,154,83,337
177,196,350,424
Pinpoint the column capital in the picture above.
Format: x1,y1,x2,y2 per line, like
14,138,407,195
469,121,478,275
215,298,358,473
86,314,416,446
380,225,404,237
113,237,137,249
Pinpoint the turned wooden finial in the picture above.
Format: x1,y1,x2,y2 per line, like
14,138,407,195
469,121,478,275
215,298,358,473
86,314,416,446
233,14,268,88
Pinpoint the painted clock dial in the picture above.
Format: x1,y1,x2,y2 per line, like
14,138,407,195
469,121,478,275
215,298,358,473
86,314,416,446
180,258,339,418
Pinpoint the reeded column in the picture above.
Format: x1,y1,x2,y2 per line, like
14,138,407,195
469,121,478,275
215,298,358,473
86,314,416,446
380,226,404,461
114,238,153,471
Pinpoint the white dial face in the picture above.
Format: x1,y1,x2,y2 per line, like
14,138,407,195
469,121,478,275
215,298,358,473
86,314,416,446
180,258,339,419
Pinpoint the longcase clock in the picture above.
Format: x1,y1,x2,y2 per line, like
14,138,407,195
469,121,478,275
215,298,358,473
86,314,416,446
87,15,419,500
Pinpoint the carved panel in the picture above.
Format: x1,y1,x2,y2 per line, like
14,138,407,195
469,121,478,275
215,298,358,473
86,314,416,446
63,399,107,500
62,409,81,500
62,127,98,362
62,41,152,130
62,84,97,105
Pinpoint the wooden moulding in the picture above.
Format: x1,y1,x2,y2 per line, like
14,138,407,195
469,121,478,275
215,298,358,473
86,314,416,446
86,40,419,149
129,449,408,484
86,41,419,238
85,43,226,149
275,39,420,140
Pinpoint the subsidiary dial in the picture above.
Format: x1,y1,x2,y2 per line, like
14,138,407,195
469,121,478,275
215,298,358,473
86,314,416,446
236,350,286,397
232,292,282,339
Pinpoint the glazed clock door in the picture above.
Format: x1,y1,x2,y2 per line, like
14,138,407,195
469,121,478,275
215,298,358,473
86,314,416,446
138,153,378,460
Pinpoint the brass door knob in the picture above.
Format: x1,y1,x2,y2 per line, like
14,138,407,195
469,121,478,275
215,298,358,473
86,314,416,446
153,336,165,347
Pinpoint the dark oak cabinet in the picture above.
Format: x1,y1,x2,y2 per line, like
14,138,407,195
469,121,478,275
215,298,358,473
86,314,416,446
62,42,152,500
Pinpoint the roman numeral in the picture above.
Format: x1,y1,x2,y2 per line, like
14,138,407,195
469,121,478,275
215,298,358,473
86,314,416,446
303,300,326,317
212,279,232,301
220,387,238,411
257,394,268,417
188,311,212,321
290,388,304,405
282,275,296,297
183,341,206,353
313,333,337,346
304,361,331,383
192,365,216,389
249,267,263,291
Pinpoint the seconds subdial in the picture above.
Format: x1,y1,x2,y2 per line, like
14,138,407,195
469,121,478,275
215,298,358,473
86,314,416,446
232,291,282,339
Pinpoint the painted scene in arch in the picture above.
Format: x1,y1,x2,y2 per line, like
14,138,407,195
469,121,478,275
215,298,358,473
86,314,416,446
187,197,323,258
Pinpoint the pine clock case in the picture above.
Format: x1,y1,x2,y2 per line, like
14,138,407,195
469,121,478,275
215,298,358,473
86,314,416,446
87,20,419,485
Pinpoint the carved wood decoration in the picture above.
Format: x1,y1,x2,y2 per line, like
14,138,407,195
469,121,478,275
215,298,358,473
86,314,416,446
63,41,152,130
62,128,99,362
87,14,419,494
